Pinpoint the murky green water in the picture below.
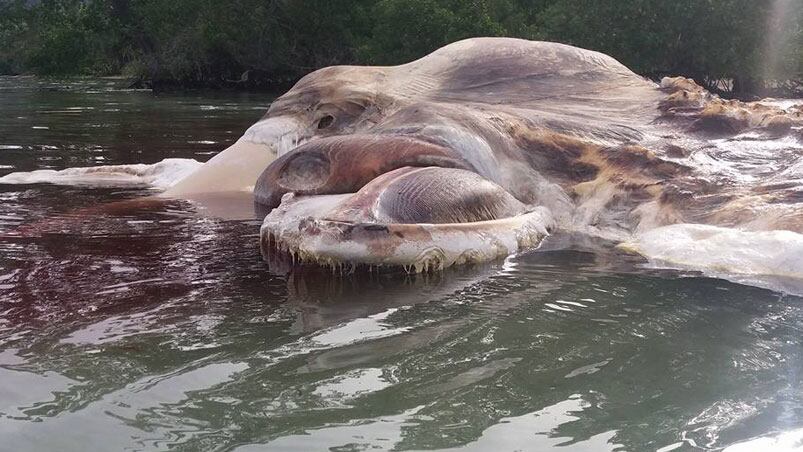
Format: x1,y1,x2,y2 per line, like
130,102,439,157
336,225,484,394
1,77,802,451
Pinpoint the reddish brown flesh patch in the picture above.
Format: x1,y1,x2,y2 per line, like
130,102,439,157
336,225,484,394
254,135,472,208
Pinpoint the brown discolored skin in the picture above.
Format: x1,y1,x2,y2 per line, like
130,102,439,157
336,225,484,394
254,135,472,208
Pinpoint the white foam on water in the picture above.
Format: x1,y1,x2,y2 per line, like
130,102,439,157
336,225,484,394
0,158,203,189
621,223,803,290
723,427,803,452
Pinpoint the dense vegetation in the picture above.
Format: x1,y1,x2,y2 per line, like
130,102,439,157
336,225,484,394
1,0,801,97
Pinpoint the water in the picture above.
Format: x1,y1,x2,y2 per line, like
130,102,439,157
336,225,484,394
1,77,802,451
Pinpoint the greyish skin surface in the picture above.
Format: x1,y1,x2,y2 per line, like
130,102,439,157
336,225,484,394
164,37,802,272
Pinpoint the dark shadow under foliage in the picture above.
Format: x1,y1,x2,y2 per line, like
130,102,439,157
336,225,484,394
1,0,801,97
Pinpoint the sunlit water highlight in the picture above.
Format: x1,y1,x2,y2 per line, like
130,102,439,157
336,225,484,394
1,77,803,451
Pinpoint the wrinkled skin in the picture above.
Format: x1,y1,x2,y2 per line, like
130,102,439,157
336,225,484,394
164,38,803,272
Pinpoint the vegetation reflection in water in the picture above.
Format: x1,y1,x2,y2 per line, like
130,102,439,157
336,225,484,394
1,78,802,451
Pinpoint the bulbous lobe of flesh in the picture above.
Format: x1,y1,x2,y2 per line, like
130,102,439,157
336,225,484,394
325,166,529,224
254,135,472,208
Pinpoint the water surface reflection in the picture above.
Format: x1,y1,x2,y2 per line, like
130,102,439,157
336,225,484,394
1,77,802,451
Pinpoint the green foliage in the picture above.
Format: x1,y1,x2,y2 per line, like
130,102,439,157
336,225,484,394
0,0,800,96
352,0,551,65
357,0,504,65
26,0,108,74
0,0,33,74
535,0,802,93
105,0,375,84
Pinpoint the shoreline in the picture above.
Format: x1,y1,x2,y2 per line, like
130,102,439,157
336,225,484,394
2,72,799,100
0,73,297,95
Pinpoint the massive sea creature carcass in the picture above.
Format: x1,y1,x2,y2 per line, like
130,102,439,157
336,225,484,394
6,38,801,276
